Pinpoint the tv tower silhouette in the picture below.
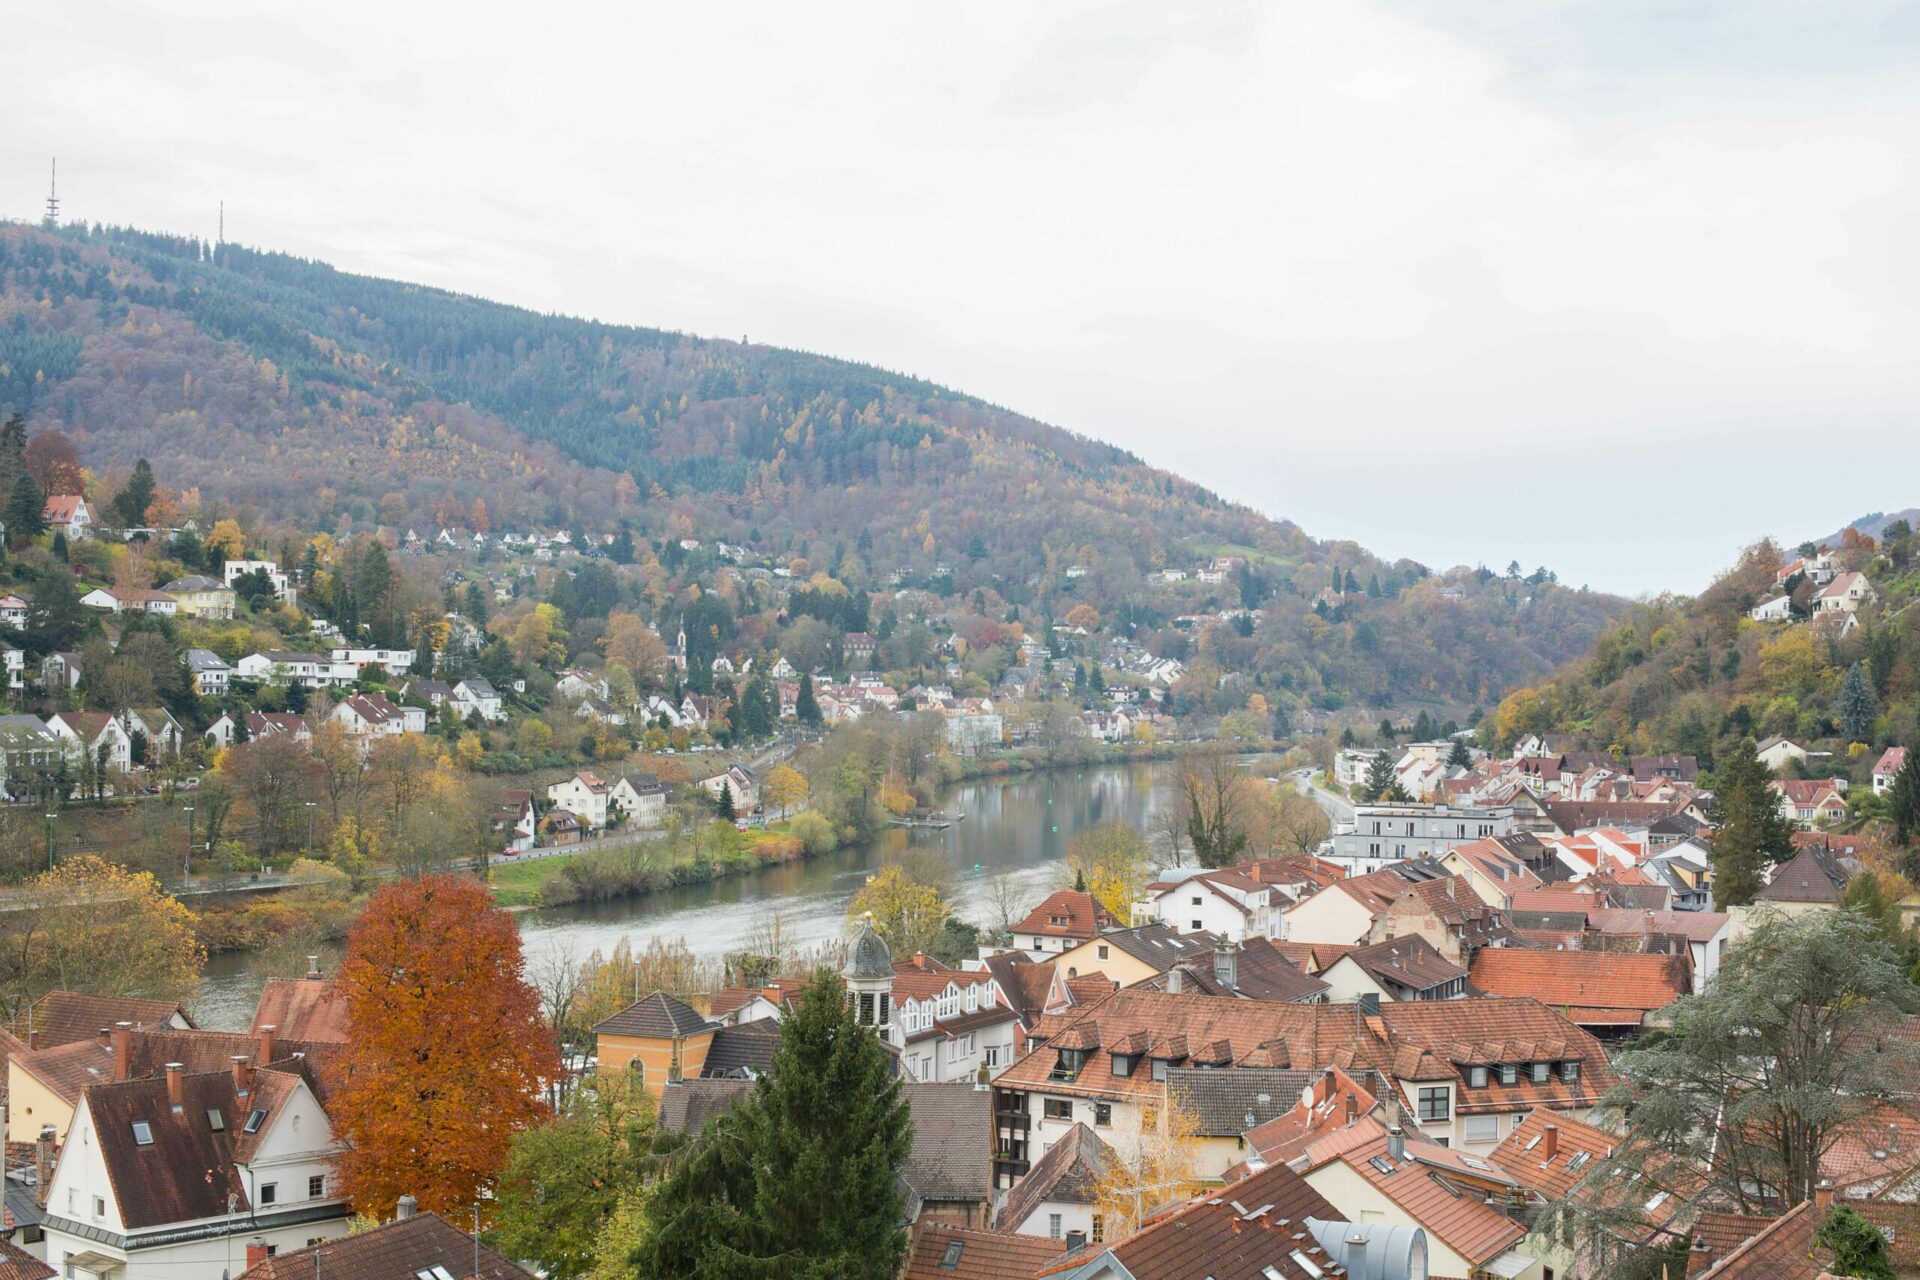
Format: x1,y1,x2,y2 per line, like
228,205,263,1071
43,158,59,228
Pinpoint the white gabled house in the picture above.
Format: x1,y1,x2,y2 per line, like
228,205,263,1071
46,713,134,776
234,652,356,688
42,1063,349,1280
451,679,504,722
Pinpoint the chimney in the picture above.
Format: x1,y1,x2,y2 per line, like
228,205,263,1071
1167,967,1183,995
164,1062,185,1112
1345,1090,1358,1125
1387,1126,1405,1162
1542,1123,1559,1160
111,1021,133,1082
306,955,322,981
230,1055,253,1098
1213,938,1238,992
396,1194,418,1220
26,1029,37,1051
1815,1179,1834,1217
256,1024,277,1066
245,1240,270,1270
34,1125,55,1187
96,1027,110,1048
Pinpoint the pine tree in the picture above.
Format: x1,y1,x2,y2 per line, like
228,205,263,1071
1447,739,1471,769
110,458,156,528
632,971,910,1278
1710,738,1796,908
715,781,736,820
1890,743,1920,848
1364,751,1397,801
1839,662,1877,743
796,672,822,727
5,472,45,545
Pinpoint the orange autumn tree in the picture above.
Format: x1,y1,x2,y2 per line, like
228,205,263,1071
333,874,560,1220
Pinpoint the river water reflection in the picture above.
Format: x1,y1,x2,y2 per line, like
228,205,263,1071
196,759,1183,1029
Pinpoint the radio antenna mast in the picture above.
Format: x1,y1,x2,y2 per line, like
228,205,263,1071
43,158,59,228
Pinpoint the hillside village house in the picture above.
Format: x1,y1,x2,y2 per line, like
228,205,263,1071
546,770,667,831
1770,779,1848,825
235,652,356,688
158,575,236,618
79,587,177,616
42,1061,349,1280
452,678,504,721
1877,747,1908,796
117,707,185,759
182,649,232,696
696,763,758,811
205,711,311,750
222,559,297,606
46,712,133,775
1815,571,1876,614
591,992,781,1085
1755,735,1808,771
0,643,21,693
0,592,26,627
330,647,417,677
330,693,426,747
1325,803,1516,874
1008,890,1121,960
42,495,92,540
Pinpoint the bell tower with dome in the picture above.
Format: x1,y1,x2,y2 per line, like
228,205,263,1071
844,915,894,1036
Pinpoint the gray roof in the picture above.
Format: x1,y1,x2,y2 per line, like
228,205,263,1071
702,1021,781,1078
845,919,894,980
592,991,712,1038
656,1078,755,1136
162,575,229,592
183,648,231,671
1339,936,1468,994
993,1122,1117,1230
1166,1067,1317,1137
898,1083,992,1206
1757,846,1848,904
1099,924,1221,970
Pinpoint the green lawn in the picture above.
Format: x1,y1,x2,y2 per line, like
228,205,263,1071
488,852,573,907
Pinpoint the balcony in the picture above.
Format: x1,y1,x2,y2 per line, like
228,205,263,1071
995,1110,1030,1132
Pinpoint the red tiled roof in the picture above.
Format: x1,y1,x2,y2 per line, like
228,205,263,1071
252,977,348,1044
907,1224,1065,1280
240,1211,532,1280
1469,949,1686,1017
1695,1200,1824,1278
1490,1107,1616,1200
1014,890,1120,939
1312,1128,1526,1264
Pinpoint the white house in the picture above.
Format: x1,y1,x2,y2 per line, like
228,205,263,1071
546,771,667,831
330,647,417,677
1139,869,1280,942
46,712,134,776
117,708,186,760
0,593,27,628
183,649,232,696
43,495,93,541
1755,735,1807,772
1815,572,1876,615
0,645,21,693
222,559,298,606
1875,747,1907,796
42,1063,350,1280
79,587,177,616
1747,594,1793,622
889,961,1021,1084
451,678,505,722
330,693,425,748
235,652,356,688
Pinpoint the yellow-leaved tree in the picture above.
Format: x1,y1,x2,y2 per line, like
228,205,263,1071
846,865,950,960
763,764,809,818
1093,1092,1203,1241
2,856,205,1012
1064,820,1150,922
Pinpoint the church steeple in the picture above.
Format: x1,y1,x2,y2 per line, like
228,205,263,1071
844,914,893,1035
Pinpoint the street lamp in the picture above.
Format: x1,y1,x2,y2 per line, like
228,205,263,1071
44,811,55,871
304,801,318,858
182,803,196,882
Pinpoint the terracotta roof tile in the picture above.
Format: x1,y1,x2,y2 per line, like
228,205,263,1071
1014,890,1121,940
1311,1128,1525,1264
239,1211,533,1280
907,1223,1065,1280
1469,949,1686,1017
993,1122,1117,1232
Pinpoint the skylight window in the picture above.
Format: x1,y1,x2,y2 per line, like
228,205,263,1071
1368,1156,1397,1175
243,1109,268,1134
1460,1156,1492,1171
415,1268,456,1280
130,1121,153,1146
939,1240,964,1269
1567,1152,1591,1171
1645,1191,1670,1212
207,1109,225,1131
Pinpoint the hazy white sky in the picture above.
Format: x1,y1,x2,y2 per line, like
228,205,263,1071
9,1,1920,595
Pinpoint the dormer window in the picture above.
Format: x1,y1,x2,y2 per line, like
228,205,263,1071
1500,1064,1518,1086
1111,1053,1136,1078
1561,1060,1581,1083
1531,1062,1550,1084
1468,1066,1488,1089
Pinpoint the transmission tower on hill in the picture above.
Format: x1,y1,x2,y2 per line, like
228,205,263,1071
43,158,59,228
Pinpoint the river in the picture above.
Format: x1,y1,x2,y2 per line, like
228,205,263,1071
195,758,1185,1029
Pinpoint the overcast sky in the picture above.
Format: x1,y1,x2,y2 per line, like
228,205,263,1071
9,1,1920,596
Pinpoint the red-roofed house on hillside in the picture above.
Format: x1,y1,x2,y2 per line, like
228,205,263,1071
41,497,92,542
1140,869,1280,941
1877,747,1909,797
1011,890,1121,959
1769,779,1849,827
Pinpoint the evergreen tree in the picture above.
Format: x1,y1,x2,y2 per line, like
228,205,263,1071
1090,665,1105,694
110,458,156,528
795,672,822,728
49,531,66,562
715,781,736,820
1889,743,1920,848
5,472,45,545
632,971,910,1278
25,566,86,654
1364,751,1397,801
1447,739,1471,770
1839,661,1877,743
463,580,490,627
1709,738,1796,909
1412,710,1436,741
1816,1205,1895,1280
609,522,636,565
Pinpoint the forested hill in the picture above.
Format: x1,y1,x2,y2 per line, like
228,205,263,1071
0,221,1620,707
1489,529,1920,779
